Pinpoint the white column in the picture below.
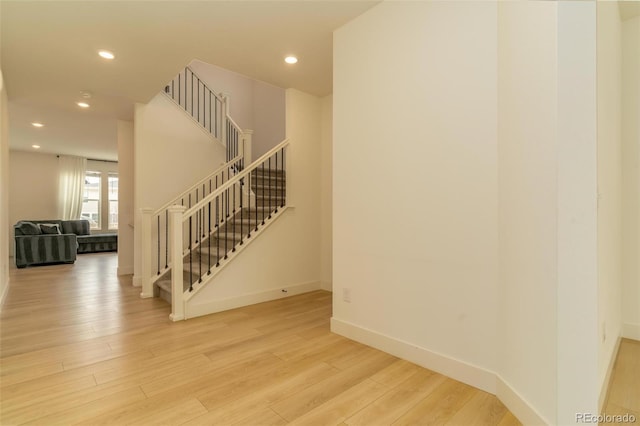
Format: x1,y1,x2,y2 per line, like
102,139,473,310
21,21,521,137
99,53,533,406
242,129,254,207
140,208,154,298
168,205,186,321
242,129,253,165
220,93,229,151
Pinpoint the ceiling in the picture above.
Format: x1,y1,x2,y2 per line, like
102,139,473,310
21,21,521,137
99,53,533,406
1,0,379,161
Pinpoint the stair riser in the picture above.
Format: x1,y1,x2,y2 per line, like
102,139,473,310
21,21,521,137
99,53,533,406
251,169,286,177
251,187,286,196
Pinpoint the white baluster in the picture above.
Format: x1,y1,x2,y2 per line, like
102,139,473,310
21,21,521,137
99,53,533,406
140,208,154,298
168,205,186,321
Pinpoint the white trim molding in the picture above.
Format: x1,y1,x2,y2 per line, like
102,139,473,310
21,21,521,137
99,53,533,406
496,376,549,426
330,318,496,394
0,278,9,310
186,281,321,319
599,336,622,412
622,323,640,341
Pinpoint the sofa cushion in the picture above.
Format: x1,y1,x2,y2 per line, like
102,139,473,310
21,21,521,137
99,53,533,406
39,223,62,234
16,221,42,235
61,220,90,236
77,233,117,254
77,234,117,244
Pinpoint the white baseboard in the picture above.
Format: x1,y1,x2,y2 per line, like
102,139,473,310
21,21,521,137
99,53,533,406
132,275,142,288
320,280,332,292
599,336,622,411
330,317,496,394
186,281,322,319
496,376,548,425
622,322,640,341
0,278,9,311
117,265,133,276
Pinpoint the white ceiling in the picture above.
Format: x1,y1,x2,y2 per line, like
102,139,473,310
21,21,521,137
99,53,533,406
1,0,379,161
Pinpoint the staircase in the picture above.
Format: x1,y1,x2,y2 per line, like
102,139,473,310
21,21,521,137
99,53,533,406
140,65,290,321
154,167,286,304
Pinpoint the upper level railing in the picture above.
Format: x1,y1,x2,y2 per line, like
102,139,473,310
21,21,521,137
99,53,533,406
164,66,224,141
164,66,243,173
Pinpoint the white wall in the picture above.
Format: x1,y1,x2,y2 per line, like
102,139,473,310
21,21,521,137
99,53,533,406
622,15,640,341
188,60,285,160
557,3,599,422
496,3,559,422
596,1,624,406
332,0,498,393
8,151,60,257
133,93,227,283
333,1,606,424
117,120,134,276
320,95,332,291
0,69,10,306
252,80,286,160
186,89,322,316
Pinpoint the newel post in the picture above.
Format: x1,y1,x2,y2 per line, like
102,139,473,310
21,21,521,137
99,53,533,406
140,208,154,298
168,205,187,321
241,130,254,207
242,129,253,165
220,93,229,150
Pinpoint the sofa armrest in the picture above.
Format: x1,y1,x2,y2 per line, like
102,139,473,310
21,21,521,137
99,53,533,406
14,234,78,267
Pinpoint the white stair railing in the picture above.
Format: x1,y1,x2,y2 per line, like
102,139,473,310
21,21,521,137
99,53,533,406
166,139,289,320
141,65,253,299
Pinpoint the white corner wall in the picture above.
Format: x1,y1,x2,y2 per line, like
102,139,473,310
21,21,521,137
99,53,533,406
252,81,286,160
496,2,559,422
334,1,605,424
117,120,134,276
333,0,499,393
621,15,640,341
557,3,599,422
8,151,60,258
320,95,332,292
596,1,624,407
185,89,322,317
133,92,227,283
0,69,10,307
188,60,286,160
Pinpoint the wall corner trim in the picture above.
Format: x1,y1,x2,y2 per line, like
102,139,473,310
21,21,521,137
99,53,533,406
330,317,496,394
622,323,640,341
132,275,142,288
495,375,550,425
0,277,9,311
186,281,322,319
599,336,622,412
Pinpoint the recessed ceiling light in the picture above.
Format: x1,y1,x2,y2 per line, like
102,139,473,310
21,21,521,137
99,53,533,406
31,122,44,128
284,56,298,64
32,145,41,149
77,102,90,108
98,50,115,60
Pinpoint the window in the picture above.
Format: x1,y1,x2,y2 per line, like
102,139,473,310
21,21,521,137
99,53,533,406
80,169,119,232
82,172,101,230
108,174,118,230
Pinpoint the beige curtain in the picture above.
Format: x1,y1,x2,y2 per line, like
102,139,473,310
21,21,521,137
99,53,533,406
58,155,87,220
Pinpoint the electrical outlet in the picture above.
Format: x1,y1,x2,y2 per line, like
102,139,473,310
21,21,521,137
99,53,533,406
343,288,351,303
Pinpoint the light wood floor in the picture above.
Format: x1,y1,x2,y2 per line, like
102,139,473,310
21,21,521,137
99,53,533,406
603,338,640,422
0,253,522,425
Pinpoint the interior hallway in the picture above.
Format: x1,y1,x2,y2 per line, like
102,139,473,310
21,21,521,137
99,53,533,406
0,253,522,425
